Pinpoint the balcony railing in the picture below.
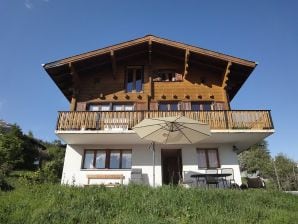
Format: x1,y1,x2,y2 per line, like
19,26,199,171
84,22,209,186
56,110,274,131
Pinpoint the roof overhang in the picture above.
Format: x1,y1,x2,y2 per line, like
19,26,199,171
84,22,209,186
43,35,257,101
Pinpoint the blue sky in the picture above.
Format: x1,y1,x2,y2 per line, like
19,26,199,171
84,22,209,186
0,1,297,160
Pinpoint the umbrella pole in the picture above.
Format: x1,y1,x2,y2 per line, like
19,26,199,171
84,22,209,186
153,142,155,187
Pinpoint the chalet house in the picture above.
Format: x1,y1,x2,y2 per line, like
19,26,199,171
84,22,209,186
43,35,274,187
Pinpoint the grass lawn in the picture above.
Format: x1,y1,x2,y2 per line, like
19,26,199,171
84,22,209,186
1,182,298,224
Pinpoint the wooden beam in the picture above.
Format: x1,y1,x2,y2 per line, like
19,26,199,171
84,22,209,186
154,50,225,71
69,62,80,98
222,61,232,89
69,96,77,111
183,49,190,79
148,38,152,67
148,38,153,97
223,61,232,109
110,50,117,79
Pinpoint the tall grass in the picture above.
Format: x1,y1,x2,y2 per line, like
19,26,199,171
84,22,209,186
1,183,297,224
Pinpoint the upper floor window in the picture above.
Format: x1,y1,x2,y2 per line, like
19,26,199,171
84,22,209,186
191,102,212,111
89,104,111,111
126,66,143,92
152,69,183,82
113,104,134,111
159,102,180,111
88,103,134,111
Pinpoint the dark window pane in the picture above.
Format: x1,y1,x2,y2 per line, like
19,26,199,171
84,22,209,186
95,151,106,168
110,151,120,169
83,151,94,169
113,104,123,111
135,69,143,92
170,103,178,111
159,103,168,111
203,103,212,111
126,69,133,92
89,105,100,111
191,102,200,111
208,150,219,168
121,151,132,169
197,150,207,168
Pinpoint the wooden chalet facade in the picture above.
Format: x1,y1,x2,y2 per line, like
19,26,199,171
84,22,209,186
43,35,274,187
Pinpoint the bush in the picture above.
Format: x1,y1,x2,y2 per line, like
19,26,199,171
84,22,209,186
39,160,62,183
0,169,13,191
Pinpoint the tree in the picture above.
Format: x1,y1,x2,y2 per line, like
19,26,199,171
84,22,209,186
19,135,40,170
238,140,273,177
274,154,298,191
39,143,65,183
28,130,34,138
0,125,25,173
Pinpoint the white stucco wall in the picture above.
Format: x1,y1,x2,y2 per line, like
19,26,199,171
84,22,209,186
61,144,162,186
61,143,241,187
182,144,242,186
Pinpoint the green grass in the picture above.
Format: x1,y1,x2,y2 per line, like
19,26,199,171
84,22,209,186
1,182,298,224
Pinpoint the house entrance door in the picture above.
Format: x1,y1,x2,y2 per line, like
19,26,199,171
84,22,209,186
161,149,182,185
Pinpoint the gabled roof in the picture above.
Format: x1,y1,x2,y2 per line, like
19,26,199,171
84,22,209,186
43,35,257,101
44,34,256,69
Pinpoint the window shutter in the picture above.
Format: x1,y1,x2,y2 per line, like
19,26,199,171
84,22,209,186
180,101,190,110
150,101,158,110
76,102,86,111
213,102,224,110
181,101,191,110
135,102,147,110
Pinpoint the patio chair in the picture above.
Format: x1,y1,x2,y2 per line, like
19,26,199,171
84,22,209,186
130,168,143,184
205,169,219,188
220,168,236,188
178,172,194,188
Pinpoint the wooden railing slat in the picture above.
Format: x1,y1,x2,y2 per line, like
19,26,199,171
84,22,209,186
56,110,273,131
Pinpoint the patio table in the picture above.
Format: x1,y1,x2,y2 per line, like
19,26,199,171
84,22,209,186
190,173,232,187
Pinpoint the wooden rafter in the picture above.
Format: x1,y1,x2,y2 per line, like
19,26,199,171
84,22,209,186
110,50,117,79
222,61,232,89
183,49,190,79
148,38,152,67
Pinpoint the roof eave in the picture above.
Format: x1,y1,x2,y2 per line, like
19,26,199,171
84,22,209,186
43,35,257,70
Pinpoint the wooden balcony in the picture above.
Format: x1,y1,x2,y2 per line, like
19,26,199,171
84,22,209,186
56,110,274,131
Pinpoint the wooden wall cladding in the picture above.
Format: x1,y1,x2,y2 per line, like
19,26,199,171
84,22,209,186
74,52,229,110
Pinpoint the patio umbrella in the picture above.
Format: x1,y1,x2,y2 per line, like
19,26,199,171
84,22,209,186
132,116,211,186
133,116,211,144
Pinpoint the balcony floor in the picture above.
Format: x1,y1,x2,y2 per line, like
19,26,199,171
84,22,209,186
56,129,274,152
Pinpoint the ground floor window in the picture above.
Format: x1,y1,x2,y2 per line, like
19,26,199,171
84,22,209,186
82,149,132,169
196,148,220,168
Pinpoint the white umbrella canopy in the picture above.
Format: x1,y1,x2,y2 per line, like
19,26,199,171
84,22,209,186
133,116,211,144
